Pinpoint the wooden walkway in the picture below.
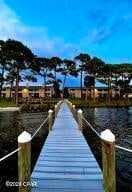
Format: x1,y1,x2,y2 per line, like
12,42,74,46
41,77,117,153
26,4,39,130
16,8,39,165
31,102,104,192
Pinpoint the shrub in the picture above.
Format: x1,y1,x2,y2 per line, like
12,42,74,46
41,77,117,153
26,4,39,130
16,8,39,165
39,104,48,111
21,104,30,111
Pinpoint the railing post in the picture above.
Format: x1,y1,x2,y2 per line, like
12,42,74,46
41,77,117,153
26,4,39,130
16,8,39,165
57,102,60,110
57,103,59,110
48,109,53,131
72,105,75,117
70,103,72,111
71,103,73,112
101,129,116,192
58,101,61,109
69,102,72,111
18,131,31,192
55,105,58,118
78,109,83,131
67,100,71,109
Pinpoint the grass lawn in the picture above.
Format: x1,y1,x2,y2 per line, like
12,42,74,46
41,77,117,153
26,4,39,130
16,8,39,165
0,98,59,108
69,98,132,107
0,99,16,107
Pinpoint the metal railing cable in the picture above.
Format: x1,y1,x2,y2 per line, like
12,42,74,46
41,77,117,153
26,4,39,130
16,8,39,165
115,145,132,153
31,116,49,139
0,147,21,162
0,115,49,163
82,115,132,153
68,101,132,162
82,116,101,138
68,101,132,154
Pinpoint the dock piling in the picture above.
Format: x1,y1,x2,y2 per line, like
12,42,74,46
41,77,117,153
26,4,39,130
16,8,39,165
48,109,53,131
72,105,75,117
55,105,58,118
101,129,116,192
78,109,83,131
18,131,31,192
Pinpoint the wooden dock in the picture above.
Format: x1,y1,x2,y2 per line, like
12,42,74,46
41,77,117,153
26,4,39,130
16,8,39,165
31,102,104,192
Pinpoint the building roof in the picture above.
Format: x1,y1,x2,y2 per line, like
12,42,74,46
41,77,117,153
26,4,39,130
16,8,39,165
3,85,53,89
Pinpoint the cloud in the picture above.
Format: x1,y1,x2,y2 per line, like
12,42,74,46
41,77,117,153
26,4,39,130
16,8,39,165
88,8,108,28
1,0,132,64
88,14,132,44
88,28,109,43
80,0,132,45
0,0,79,58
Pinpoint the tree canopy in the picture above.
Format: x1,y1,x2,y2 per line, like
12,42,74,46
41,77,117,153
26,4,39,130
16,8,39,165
0,38,132,102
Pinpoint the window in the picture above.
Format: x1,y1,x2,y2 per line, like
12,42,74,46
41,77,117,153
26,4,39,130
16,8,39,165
18,93,22,98
2,93,6,98
34,93,39,98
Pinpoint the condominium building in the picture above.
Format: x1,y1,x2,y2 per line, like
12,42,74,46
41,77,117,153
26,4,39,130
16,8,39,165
1,85,53,98
68,86,119,99
1,84,131,99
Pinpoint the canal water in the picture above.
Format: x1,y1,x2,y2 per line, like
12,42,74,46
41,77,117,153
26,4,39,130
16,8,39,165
0,108,131,191
83,107,132,192
0,111,48,192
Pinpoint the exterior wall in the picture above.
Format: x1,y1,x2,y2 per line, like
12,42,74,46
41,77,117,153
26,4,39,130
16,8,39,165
39,88,44,97
38,87,53,97
45,87,53,97
68,87,110,98
1,86,53,98
91,88,98,98
22,88,29,98
75,89,81,98
1,86,122,99
6,88,11,97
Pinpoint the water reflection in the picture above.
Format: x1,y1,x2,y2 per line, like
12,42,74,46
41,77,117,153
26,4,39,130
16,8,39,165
0,111,48,192
83,107,132,192
83,107,132,146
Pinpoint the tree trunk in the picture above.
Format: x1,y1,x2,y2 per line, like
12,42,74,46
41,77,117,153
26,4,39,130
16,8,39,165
121,74,124,98
80,70,82,103
43,74,46,98
108,76,111,102
15,68,19,106
90,87,92,99
9,85,12,99
126,84,129,102
62,75,67,99
93,77,95,101
115,75,119,98
54,68,57,97
86,87,88,100
0,64,5,98
55,67,57,82
108,77,111,102
115,74,118,86
9,79,14,100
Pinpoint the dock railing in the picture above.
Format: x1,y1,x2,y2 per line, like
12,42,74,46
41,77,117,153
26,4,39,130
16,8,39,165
0,100,62,192
66,99,132,192
0,99,132,192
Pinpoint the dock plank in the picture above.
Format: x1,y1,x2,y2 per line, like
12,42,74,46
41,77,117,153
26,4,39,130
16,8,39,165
31,179,103,190
31,102,104,191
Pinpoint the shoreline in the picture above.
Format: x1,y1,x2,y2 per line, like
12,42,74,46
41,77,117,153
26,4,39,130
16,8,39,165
69,98,132,108
0,99,132,111
0,107,20,112
73,104,132,108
